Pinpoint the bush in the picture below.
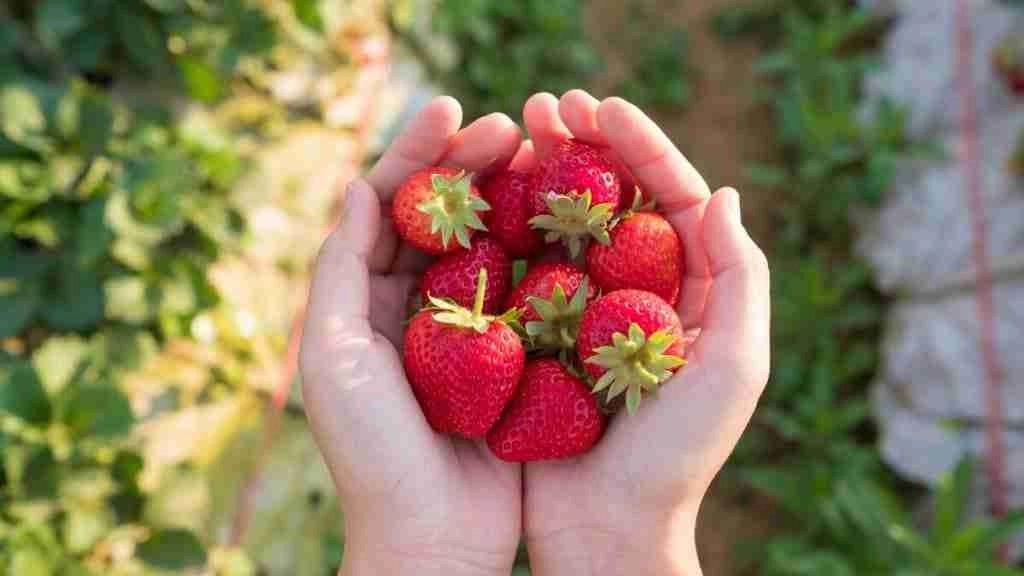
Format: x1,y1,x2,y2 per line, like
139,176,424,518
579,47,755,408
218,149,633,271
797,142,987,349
0,1,319,572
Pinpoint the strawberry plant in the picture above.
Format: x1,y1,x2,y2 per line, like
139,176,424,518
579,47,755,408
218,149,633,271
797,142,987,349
0,0,338,573
718,0,1024,572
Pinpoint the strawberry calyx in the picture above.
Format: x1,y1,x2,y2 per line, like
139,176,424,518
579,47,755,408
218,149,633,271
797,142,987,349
528,190,615,257
523,277,590,352
586,323,686,414
416,171,491,250
428,269,518,333
609,187,656,230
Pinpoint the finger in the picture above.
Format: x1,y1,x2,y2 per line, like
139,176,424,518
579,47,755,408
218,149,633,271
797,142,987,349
524,92,573,159
676,188,769,477
558,89,606,145
596,97,710,213
365,96,463,200
442,112,522,173
509,140,537,171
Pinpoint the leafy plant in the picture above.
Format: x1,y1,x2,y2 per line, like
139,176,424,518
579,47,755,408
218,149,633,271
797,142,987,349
0,0,312,572
717,0,1024,572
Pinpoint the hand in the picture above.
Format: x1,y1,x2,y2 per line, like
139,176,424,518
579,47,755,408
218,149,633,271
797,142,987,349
516,91,771,576
299,97,526,576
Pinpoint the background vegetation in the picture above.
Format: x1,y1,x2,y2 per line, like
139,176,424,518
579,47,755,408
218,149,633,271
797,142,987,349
1,0,1022,574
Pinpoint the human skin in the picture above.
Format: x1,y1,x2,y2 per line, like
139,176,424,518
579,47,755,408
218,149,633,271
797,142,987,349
299,90,770,576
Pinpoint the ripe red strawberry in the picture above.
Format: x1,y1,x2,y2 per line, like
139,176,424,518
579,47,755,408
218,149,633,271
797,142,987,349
994,31,1024,96
586,211,683,306
504,262,594,351
576,289,686,414
420,237,511,314
481,169,543,258
487,358,606,462
392,167,490,255
529,139,621,256
404,270,525,437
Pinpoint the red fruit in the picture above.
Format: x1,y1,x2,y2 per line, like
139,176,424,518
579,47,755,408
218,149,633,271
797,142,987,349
504,262,594,351
392,167,490,255
576,289,686,414
420,237,511,314
587,212,683,306
404,270,525,437
487,359,606,462
529,139,621,256
481,169,544,258
994,31,1024,96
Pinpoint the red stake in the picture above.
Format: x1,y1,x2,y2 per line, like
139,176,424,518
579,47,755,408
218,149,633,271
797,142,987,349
955,0,1009,561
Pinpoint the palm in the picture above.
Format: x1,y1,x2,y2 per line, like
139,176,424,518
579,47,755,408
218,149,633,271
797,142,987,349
514,92,770,573
300,98,526,572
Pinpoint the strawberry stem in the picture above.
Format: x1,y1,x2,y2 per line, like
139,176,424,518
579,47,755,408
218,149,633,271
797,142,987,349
472,268,487,318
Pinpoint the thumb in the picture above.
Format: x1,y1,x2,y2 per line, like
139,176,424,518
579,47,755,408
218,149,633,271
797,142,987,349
300,179,439,496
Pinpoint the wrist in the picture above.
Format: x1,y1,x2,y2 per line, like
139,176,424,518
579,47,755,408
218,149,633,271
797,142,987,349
526,505,701,576
339,508,515,576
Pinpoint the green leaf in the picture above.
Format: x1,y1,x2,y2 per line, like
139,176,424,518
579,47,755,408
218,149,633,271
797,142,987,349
144,0,184,11
931,458,973,546
178,56,223,103
112,450,144,485
75,194,111,268
79,91,113,157
35,0,86,45
23,446,60,499
292,0,324,31
61,385,134,439
31,335,88,395
104,275,152,324
0,286,40,339
0,361,51,424
63,504,113,553
40,266,104,331
115,6,167,72
1,85,47,149
65,27,114,71
9,546,55,576
136,528,207,570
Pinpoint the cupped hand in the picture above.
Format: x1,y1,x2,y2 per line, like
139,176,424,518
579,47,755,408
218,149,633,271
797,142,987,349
299,97,526,576
516,91,771,576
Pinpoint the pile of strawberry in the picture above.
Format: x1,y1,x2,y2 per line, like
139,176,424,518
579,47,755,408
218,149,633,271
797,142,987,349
396,139,687,462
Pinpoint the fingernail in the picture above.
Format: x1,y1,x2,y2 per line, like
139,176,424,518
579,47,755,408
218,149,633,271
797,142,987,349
726,188,742,224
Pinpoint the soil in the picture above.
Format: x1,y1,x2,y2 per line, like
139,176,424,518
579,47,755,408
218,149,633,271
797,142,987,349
585,1,784,574
584,0,778,245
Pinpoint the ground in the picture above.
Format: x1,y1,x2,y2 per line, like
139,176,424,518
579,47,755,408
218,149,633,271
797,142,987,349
586,1,781,573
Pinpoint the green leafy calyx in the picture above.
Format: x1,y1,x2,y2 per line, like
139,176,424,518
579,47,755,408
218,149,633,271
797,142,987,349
523,277,590,351
586,323,686,414
428,269,517,333
416,171,490,250
528,190,615,257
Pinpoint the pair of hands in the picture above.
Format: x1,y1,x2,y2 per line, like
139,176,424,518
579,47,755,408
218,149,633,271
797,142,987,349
299,90,770,576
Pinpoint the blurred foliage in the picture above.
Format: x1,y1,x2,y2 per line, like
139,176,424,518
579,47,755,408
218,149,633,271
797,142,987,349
390,0,692,121
718,0,1024,573
0,0,352,573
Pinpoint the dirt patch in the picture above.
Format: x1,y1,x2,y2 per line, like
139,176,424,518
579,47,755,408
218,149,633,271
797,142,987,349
585,1,783,573
585,0,777,245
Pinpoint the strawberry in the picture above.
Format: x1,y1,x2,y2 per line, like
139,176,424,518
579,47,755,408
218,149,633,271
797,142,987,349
994,31,1024,96
404,270,525,437
420,237,512,314
481,169,544,258
576,289,686,414
392,167,490,255
586,211,683,306
504,262,594,351
528,139,621,256
487,358,606,462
